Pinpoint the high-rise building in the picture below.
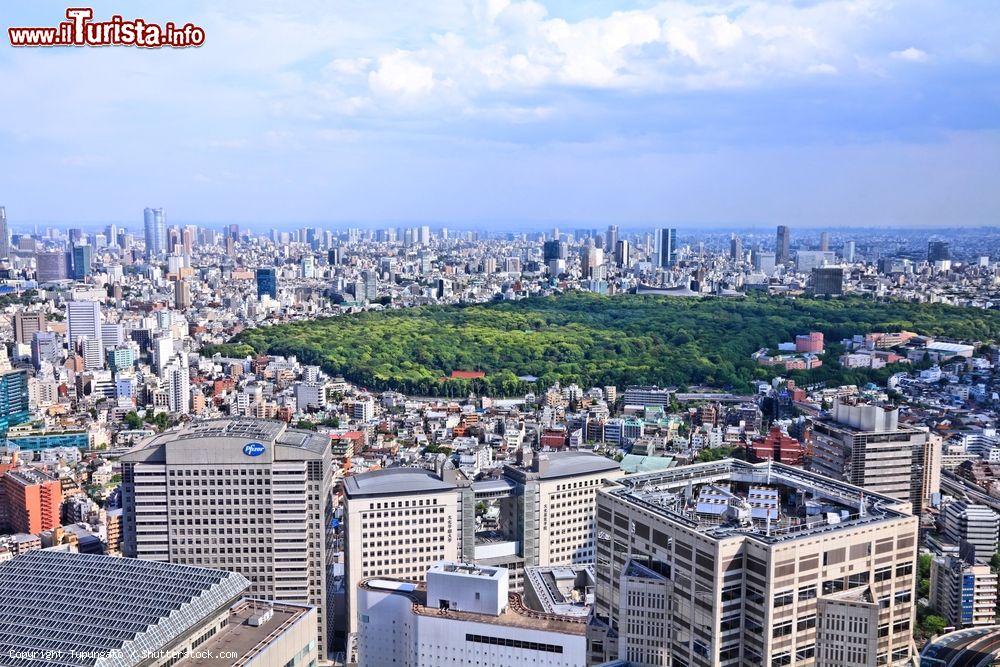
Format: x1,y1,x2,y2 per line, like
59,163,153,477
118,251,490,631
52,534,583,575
0,551,319,667
0,370,30,436
362,269,378,301
342,451,622,646
357,561,587,666
121,418,335,658
844,240,857,263
0,206,9,259
31,331,60,369
166,358,191,414
819,231,830,251
606,225,619,256
1,467,61,534
729,234,743,261
615,239,630,268
71,244,93,279
174,279,191,309
776,225,791,264
66,300,101,347
811,267,845,295
654,228,677,268
930,555,997,629
256,267,277,299
35,251,68,282
808,400,938,514
939,501,999,563
590,459,918,667
143,207,167,259
928,240,951,263
13,311,45,345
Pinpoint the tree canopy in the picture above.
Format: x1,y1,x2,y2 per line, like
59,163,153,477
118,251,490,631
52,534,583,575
223,292,1000,397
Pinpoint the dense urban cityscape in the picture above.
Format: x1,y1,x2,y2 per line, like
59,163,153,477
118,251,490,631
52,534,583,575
0,209,999,666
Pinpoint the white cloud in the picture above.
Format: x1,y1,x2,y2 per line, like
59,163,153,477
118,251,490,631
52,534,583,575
890,47,929,62
369,51,436,97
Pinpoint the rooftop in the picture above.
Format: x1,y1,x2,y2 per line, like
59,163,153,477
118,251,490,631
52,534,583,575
0,551,249,667
604,459,912,544
343,466,456,498
359,578,586,635
174,599,314,666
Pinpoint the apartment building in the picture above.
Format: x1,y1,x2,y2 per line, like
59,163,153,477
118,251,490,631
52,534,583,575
1,467,61,534
939,501,1000,563
120,418,335,660
591,459,918,667
930,555,998,629
808,400,939,514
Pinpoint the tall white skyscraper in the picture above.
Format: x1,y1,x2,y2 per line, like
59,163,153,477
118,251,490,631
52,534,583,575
143,207,166,259
166,358,190,414
65,301,101,347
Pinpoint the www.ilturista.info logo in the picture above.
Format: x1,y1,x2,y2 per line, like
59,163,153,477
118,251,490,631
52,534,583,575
8,8,205,48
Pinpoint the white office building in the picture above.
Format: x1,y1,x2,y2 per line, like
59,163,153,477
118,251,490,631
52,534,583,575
357,561,587,667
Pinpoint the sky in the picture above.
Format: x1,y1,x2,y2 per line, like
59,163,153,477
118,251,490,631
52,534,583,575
1,0,999,230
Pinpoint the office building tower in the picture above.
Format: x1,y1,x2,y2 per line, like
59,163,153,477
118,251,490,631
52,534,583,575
811,267,845,295
939,502,999,563
301,254,315,279
928,240,951,263
256,267,277,299
729,234,743,262
35,251,68,282
328,247,341,265
80,336,104,370
121,419,335,658
66,300,101,347
819,231,830,251
31,331,60,369
796,250,836,273
71,244,93,279
542,240,567,262
342,451,622,644
362,269,378,301
844,240,857,263
776,225,791,264
582,246,604,279
590,459,918,667
143,207,167,259
930,555,997,629
606,225,619,256
0,370,30,437
166,358,191,414
13,311,45,345
623,385,673,408
0,551,319,667
357,561,586,667
101,322,125,349
615,239,630,268
0,206,8,259
808,400,936,514
174,279,191,309
654,228,678,268
1,467,61,534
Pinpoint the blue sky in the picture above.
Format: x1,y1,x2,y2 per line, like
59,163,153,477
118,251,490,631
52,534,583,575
1,0,998,229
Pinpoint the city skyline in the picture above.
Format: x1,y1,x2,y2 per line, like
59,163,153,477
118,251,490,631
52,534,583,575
2,0,999,227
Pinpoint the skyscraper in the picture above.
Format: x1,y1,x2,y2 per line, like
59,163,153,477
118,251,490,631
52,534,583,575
590,459,918,667
65,301,101,348
165,358,190,414
35,251,68,283
615,239,630,268
654,227,677,268
71,244,92,279
606,225,619,256
0,369,30,436
0,206,9,259
928,240,951,262
819,231,830,251
844,240,857,263
776,225,791,264
121,419,335,659
143,207,167,259
256,267,277,299
729,233,743,261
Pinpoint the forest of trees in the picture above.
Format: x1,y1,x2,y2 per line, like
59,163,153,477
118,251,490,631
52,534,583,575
205,292,1000,397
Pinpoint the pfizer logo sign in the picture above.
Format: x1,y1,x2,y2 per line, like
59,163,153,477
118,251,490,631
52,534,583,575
243,442,266,457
